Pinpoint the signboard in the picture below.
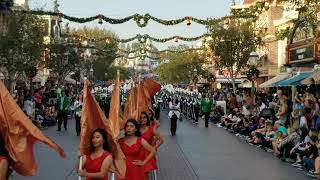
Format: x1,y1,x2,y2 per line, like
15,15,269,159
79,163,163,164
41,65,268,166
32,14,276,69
289,44,314,63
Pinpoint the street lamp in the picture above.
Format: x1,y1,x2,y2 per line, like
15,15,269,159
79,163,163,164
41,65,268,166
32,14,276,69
89,67,94,82
248,51,259,101
193,68,198,77
248,52,259,67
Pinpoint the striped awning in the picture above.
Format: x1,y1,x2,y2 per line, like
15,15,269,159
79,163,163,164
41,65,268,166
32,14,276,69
273,72,312,87
301,71,320,85
215,78,242,84
259,73,290,88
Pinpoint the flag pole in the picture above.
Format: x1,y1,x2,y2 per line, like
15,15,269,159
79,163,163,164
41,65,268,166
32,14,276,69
78,156,83,180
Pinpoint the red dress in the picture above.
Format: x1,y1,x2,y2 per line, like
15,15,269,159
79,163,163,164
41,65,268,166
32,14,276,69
84,151,110,180
0,155,7,162
118,137,145,180
140,126,158,173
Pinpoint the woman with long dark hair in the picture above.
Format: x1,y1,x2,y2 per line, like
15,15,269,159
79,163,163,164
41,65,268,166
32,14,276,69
77,129,113,180
147,108,160,129
0,136,10,180
139,112,163,179
118,119,156,180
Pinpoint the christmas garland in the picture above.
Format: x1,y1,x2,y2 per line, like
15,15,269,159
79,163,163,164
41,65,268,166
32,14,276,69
231,1,269,20
117,47,203,54
117,54,161,60
25,10,135,24
71,33,210,43
22,10,257,28
275,28,292,40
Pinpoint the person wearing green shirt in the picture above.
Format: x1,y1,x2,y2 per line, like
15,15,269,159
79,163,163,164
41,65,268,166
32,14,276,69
200,93,213,128
56,90,71,131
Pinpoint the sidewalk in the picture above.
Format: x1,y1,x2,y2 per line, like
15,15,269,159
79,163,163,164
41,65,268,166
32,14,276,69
157,112,199,180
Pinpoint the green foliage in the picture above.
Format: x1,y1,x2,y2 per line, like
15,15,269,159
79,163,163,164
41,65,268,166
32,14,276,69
275,0,320,39
0,12,46,80
207,20,263,91
275,28,292,40
246,66,260,81
209,21,263,76
156,51,206,84
106,66,130,80
231,1,269,19
46,39,82,81
0,0,13,11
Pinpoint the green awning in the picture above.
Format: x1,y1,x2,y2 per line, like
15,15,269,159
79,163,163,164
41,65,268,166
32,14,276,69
273,72,312,87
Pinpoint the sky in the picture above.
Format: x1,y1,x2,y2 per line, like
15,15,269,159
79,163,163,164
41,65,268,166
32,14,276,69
28,0,241,50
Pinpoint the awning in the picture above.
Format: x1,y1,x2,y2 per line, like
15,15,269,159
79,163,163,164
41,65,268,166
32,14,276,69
215,78,242,84
273,72,312,87
238,80,252,88
259,73,290,88
301,71,320,85
65,77,76,85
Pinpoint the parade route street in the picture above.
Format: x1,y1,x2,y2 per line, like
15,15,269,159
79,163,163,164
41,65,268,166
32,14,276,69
14,111,308,180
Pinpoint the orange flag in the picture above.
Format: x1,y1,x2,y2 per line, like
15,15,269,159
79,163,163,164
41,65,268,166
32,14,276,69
80,80,125,178
0,81,65,176
144,78,162,97
123,81,153,124
123,87,138,122
108,71,122,139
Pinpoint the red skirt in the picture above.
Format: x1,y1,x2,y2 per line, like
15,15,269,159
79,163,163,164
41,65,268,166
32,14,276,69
140,149,158,173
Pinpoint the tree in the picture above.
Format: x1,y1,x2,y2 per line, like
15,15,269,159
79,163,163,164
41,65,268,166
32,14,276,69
0,0,13,11
71,27,119,80
208,21,263,92
46,39,83,84
0,12,46,92
156,51,206,84
106,66,130,80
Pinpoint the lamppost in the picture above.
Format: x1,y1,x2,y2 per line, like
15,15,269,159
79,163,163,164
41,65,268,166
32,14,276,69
193,68,198,78
193,68,198,91
248,51,259,101
90,66,94,82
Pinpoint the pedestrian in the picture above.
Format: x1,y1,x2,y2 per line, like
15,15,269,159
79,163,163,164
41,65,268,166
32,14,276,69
74,95,83,136
77,129,113,180
0,136,10,180
200,93,213,128
56,90,71,131
168,96,180,136
153,98,161,121
193,97,200,124
118,119,156,180
139,112,163,179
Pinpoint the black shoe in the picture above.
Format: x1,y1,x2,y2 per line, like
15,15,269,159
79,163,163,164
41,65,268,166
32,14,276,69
57,129,61,131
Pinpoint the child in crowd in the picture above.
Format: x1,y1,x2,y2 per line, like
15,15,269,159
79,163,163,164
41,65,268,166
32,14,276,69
302,136,319,172
291,127,311,168
272,126,288,156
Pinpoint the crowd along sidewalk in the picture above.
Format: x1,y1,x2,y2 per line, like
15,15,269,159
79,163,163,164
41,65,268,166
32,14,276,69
156,111,307,180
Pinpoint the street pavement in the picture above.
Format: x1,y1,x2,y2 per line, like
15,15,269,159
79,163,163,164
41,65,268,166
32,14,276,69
13,111,309,180
157,111,308,180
